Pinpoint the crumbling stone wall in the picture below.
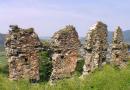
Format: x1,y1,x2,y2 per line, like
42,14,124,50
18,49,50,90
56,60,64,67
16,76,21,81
82,21,108,76
111,26,128,68
50,25,80,83
5,25,42,82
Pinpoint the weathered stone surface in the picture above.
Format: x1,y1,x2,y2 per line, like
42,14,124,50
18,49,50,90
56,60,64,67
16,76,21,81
5,25,42,82
111,26,128,68
82,21,108,76
50,25,81,83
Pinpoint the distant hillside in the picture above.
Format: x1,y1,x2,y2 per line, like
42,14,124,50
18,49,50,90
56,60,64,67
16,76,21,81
123,30,130,44
81,30,130,44
40,36,51,40
0,33,5,46
0,30,130,46
108,30,130,43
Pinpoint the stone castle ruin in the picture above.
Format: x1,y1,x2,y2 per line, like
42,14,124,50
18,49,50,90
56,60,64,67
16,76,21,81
5,25,42,82
50,25,81,83
82,22,108,76
4,22,129,83
111,26,128,68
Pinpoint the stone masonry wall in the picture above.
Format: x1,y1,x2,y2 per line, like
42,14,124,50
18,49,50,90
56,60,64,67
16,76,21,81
82,21,108,76
111,26,128,68
5,25,42,82
50,25,81,83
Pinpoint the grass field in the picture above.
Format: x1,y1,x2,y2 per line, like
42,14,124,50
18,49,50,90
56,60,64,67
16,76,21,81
0,51,130,90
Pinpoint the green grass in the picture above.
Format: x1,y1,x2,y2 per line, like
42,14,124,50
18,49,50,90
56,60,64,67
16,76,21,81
0,51,130,90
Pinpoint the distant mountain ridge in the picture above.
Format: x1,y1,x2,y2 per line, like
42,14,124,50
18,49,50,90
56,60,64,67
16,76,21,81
0,30,130,46
108,30,130,43
39,36,51,40
80,30,130,44
0,33,5,46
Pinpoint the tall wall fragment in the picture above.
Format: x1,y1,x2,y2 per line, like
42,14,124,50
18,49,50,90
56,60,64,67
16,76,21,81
50,25,81,83
82,21,108,76
111,26,128,68
5,25,42,82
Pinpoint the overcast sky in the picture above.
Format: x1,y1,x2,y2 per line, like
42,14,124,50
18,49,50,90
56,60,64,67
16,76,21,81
0,0,130,37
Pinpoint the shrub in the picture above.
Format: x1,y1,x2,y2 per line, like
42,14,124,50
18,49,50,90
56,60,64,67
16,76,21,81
39,51,52,82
